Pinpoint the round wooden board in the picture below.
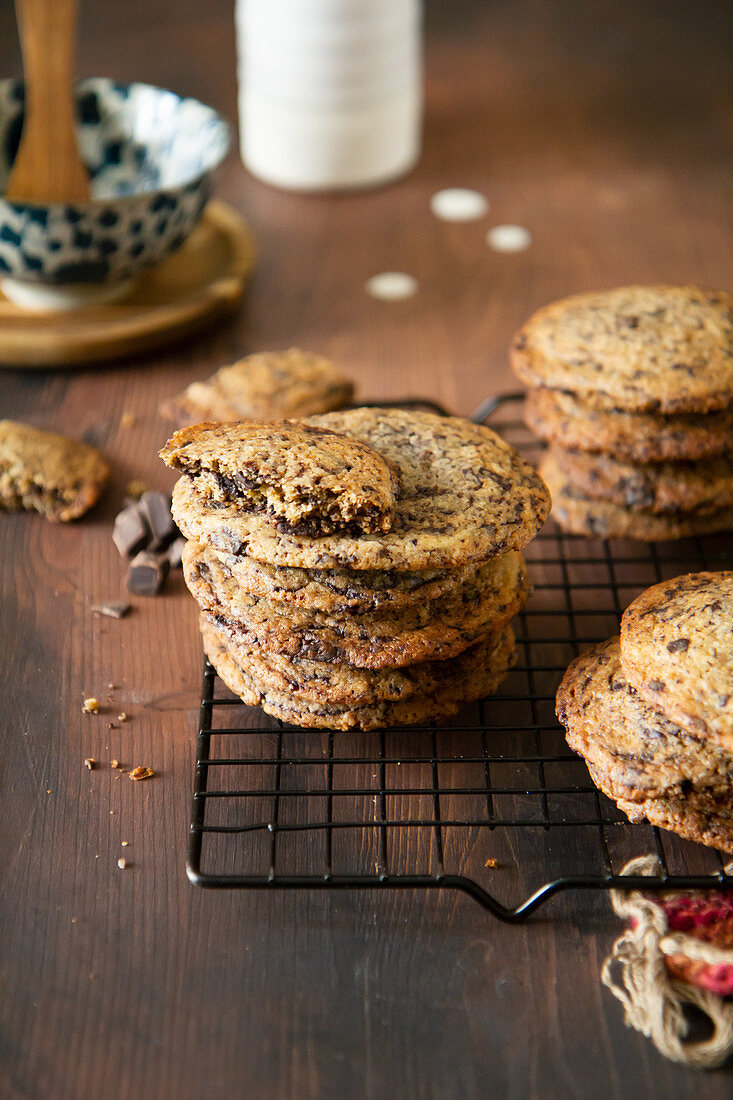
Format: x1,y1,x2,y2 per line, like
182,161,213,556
0,200,255,368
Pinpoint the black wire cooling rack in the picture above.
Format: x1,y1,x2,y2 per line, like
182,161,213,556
187,394,733,920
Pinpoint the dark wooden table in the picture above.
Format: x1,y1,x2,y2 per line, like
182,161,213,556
1,2,731,1096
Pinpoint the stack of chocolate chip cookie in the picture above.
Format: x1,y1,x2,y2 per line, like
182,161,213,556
511,285,733,540
161,407,551,730
556,572,733,852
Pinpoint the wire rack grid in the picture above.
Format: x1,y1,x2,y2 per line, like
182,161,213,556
186,394,733,921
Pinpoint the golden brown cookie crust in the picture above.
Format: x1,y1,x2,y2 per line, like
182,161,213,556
511,285,733,414
620,572,733,749
159,348,353,425
184,541,530,668
0,419,109,522
201,610,513,706
556,638,733,802
202,617,517,731
540,451,733,541
524,388,733,463
209,551,470,613
171,407,551,571
161,419,399,536
616,794,733,854
546,445,733,514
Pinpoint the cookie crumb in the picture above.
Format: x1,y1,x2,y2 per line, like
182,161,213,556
129,766,154,781
121,840,129,847
82,697,100,714
484,858,499,868
108,683,118,690
111,759,120,769
117,858,128,869
108,723,117,730
83,758,97,770
92,602,131,620
117,712,128,723
126,478,147,498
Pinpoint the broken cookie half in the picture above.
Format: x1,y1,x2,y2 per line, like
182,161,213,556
160,420,400,536
0,420,109,522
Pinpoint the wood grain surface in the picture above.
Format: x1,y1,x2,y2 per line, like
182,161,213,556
1,1,731,1097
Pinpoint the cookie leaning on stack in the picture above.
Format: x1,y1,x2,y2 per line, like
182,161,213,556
556,572,733,852
162,408,551,730
511,286,733,540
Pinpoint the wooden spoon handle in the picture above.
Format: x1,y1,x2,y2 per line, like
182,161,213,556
6,0,90,202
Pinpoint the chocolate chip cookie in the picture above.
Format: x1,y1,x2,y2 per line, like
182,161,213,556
524,387,733,463
200,610,512,706
171,407,551,571
556,638,733,804
615,793,733,854
546,446,733,514
209,551,473,613
620,572,733,749
202,616,517,730
511,285,733,414
159,348,353,425
161,420,400,536
540,451,733,540
185,541,529,667
0,420,110,522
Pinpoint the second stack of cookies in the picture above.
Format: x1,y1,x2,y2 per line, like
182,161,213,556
512,285,733,540
162,408,551,730
556,571,733,852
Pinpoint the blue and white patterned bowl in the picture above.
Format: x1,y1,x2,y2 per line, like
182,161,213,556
0,78,230,308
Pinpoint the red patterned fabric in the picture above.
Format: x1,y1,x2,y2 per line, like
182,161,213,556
660,893,733,996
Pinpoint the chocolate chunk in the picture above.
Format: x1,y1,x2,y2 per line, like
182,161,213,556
140,491,176,550
92,601,131,619
166,536,186,569
666,638,690,654
113,505,149,557
126,551,169,596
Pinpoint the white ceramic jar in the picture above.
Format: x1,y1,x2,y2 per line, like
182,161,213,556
235,0,423,191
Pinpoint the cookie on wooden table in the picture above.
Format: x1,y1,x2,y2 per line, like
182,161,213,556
171,407,552,572
546,446,733,515
0,420,109,522
200,610,513,707
161,420,400,536
620,572,733,749
511,285,733,414
556,638,733,805
159,348,354,425
184,541,529,668
524,388,733,464
202,616,517,731
539,451,733,541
